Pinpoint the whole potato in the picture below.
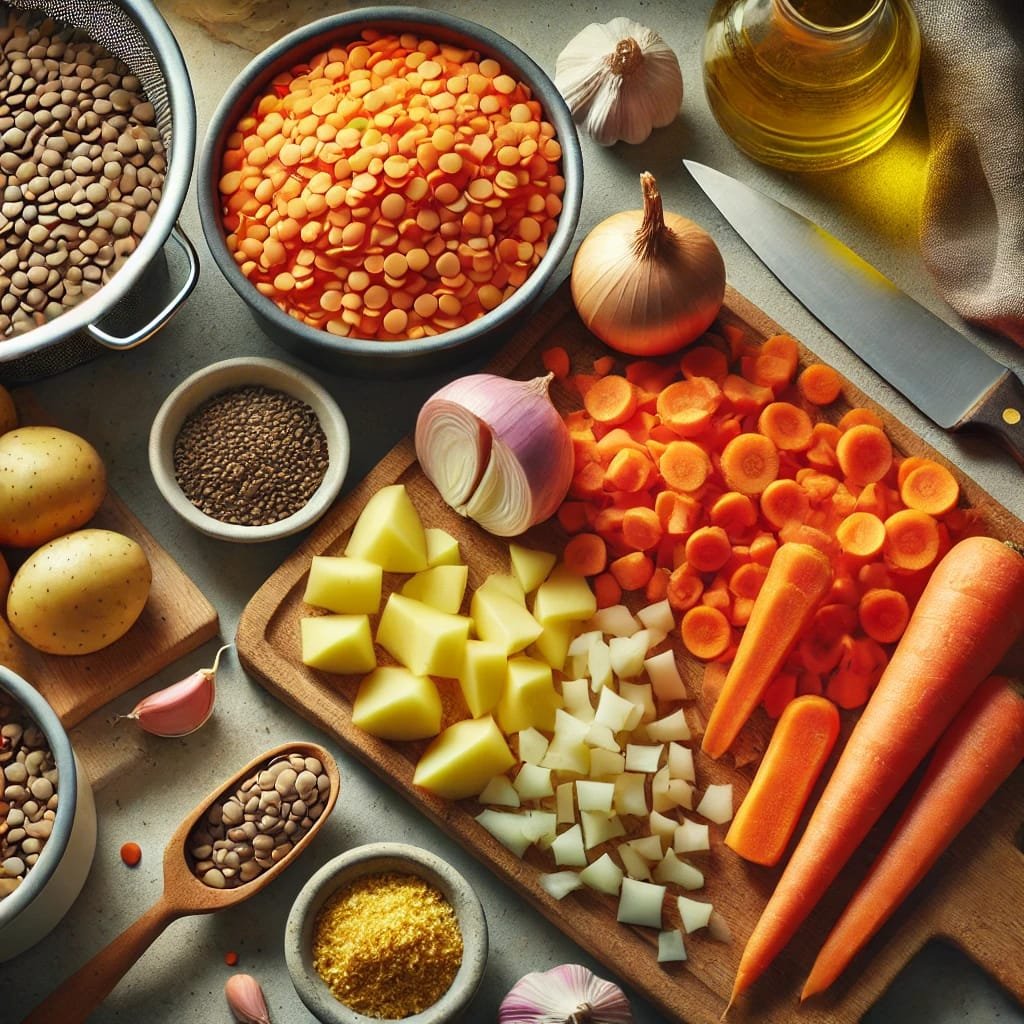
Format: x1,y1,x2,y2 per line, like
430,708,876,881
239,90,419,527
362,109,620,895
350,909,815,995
7,529,152,656
0,426,107,547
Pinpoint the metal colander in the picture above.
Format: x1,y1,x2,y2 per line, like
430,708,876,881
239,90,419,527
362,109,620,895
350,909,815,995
0,0,197,382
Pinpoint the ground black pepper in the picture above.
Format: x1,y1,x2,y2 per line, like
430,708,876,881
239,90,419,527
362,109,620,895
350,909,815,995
173,385,329,526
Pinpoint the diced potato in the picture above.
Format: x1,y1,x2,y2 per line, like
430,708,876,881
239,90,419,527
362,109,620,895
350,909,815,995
351,666,442,740
414,715,515,800
517,727,549,765
509,543,557,593
678,895,714,932
530,619,573,672
645,650,689,702
588,749,626,778
618,681,655,725
609,631,651,679
649,810,677,842
556,781,575,823
471,587,542,653
613,772,649,817
300,615,376,674
647,709,692,742
580,810,626,849
561,678,595,721
654,851,704,891
589,604,642,637
584,723,620,752
522,810,558,846
376,592,470,678
476,572,526,605
541,709,590,774
638,598,675,635
496,656,562,733
626,744,664,773
674,818,710,854
576,780,614,812
668,742,696,782
345,483,428,572
533,566,598,625
587,637,613,692
475,809,534,856
425,527,462,566
617,877,665,928
401,564,469,614
540,871,583,900
478,775,520,807
696,783,734,824
579,852,623,895
550,824,587,867
303,556,382,614
658,929,687,963
513,762,554,799
457,639,507,718
618,842,652,880
628,834,665,863
594,687,637,732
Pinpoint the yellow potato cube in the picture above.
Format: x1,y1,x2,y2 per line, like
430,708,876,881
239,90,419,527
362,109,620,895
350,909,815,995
476,572,526,605
532,566,598,624
345,484,427,572
458,639,507,718
400,564,469,615
376,592,470,678
496,656,562,734
352,666,442,741
303,556,382,614
300,615,376,674
471,587,542,654
413,715,515,800
425,527,462,566
509,543,557,594
530,619,573,672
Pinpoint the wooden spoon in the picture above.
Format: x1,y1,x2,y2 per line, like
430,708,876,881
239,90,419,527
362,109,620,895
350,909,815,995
21,741,340,1024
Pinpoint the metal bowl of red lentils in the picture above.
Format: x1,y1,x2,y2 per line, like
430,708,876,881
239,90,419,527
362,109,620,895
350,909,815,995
197,7,583,377
285,842,488,1024
148,356,350,542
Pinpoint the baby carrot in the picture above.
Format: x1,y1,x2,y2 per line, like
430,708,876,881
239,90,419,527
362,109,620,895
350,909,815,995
726,695,840,865
803,675,1024,999
728,537,1024,1004
703,542,834,759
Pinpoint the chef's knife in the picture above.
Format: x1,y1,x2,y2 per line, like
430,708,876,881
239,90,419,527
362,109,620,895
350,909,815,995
683,160,1024,465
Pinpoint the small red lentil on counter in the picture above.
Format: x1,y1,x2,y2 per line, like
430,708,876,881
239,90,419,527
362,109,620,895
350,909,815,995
218,29,565,340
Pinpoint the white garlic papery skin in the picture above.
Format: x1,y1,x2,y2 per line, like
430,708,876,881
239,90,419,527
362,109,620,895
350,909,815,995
498,963,633,1024
555,18,683,146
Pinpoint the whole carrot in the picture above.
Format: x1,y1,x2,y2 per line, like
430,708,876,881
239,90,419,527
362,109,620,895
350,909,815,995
702,542,833,759
729,536,1024,1004
802,674,1024,999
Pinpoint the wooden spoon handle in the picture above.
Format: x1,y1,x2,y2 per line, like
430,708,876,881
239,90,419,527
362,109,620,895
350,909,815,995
20,897,180,1024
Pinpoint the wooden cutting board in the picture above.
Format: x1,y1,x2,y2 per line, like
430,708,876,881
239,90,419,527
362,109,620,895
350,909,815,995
236,282,1024,1023
5,394,221,730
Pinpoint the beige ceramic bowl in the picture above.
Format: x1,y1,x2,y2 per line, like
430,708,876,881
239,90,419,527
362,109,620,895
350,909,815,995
148,356,349,542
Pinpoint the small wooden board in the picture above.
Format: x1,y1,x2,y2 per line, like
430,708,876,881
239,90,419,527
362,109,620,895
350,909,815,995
236,282,1023,1023
6,395,221,729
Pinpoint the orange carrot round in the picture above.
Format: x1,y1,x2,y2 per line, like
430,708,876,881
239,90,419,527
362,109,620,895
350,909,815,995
838,407,884,432
835,511,886,560
797,363,842,406
656,376,722,437
759,478,811,529
659,440,711,493
899,459,959,517
758,402,814,452
857,587,909,644
710,491,758,540
584,374,638,426
729,561,769,600
681,345,729,383
621,506,663,552
667,563,704,612
604,447,654,492
541,345,571,379
883,509,940,571
593,571,622,608
681,604,732,660
835,424,893,486
720,433,779,496
729,537,1024,1004
609,551,654,591
684,526,732,573
727,695,840,866
562,532,607,577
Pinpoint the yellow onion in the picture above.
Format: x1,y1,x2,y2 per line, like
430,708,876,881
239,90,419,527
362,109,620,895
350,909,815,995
415,373,573,537
571,171,726,355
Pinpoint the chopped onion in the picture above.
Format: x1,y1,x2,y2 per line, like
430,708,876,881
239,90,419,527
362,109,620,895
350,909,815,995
579,852,624,895
677,895,714,933
551,824,587,867
658,929,687,963
696,782,734,824
539,870,584,900
653,850,704,890
617,877,666,928
415,373,573,537
674,818,710,854
618,842,653,881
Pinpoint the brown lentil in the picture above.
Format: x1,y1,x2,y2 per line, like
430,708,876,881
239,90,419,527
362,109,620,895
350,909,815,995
312,872,463,1018
1,697,58,899
0,10,166,339
187,750,330,889
173,385,329,527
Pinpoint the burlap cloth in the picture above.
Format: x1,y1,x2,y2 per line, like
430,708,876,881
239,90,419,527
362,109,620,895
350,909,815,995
912,1,1024,346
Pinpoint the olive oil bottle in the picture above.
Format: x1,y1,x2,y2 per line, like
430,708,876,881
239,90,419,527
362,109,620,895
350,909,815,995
703,0,920,171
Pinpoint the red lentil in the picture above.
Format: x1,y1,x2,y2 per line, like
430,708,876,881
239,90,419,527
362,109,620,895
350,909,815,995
218,29,564,341
120,842,142,867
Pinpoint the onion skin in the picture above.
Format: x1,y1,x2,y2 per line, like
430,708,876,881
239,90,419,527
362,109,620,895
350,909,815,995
571,171,726,356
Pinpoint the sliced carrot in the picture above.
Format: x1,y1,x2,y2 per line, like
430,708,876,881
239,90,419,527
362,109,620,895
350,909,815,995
835,511,886,560
620,409,658,443
827,572,859,607
731,596,755,626
796,469,839,505
752,335,799,391
895,455,929,488
562,532,607,577
645,567,670,603
710,491,757,540
797,363,842,406
593,571,622,609
609,551,654,592
703,543,834,759
812,603,858,643
899,460,959,516
572,372,600,399
857,561,892,591
603,447,655,492
883,509,940,572
655,490,702,536
797,631,846,674
584,374,638,426
778,522,838,558
592,354,616,376
681,604,732,660
838,407,884,432
749,533,779,567
720,433,779,496
760,478,811,529
557,500,589,534
625,359,677,394
656,377,722,437
758,402,814,452
825,666,873,709
722,374,774,414
797,671,824,697
570,461,605,500
593,507,627,539
836,424,893,486
858,587,910,644
727,694,840,865
659,440,711,493
761,671,798,719
708,414,743,452
667,563,704,612
622,506,663,552
805,422,842,469
854,480,890,518
729,561,769,600
685,526,733,573
681,345,729,383
541,345,570,379
702,581,732,616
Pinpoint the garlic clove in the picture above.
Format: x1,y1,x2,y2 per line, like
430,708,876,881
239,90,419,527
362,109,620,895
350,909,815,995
225,972,272,1024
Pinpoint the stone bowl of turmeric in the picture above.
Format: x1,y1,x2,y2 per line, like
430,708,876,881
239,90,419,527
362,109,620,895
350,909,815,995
285,842,488,1024
197,6,583,377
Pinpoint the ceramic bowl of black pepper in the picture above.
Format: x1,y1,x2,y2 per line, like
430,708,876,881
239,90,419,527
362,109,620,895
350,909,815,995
285,842,488,1024
148,356,349,542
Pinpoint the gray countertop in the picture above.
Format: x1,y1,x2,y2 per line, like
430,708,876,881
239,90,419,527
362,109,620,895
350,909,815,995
5,1,1023,1021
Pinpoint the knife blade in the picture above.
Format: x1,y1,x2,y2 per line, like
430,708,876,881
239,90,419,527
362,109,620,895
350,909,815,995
683,159,1024,465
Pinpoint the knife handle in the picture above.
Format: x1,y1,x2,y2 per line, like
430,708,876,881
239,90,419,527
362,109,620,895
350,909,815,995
962,370,1024,466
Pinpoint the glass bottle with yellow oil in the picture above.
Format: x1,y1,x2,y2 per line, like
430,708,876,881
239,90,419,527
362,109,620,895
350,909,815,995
703,0,920,171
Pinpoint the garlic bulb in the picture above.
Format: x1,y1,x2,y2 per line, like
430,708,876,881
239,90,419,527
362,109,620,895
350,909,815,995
555,18,683,146
499,963,633,1023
